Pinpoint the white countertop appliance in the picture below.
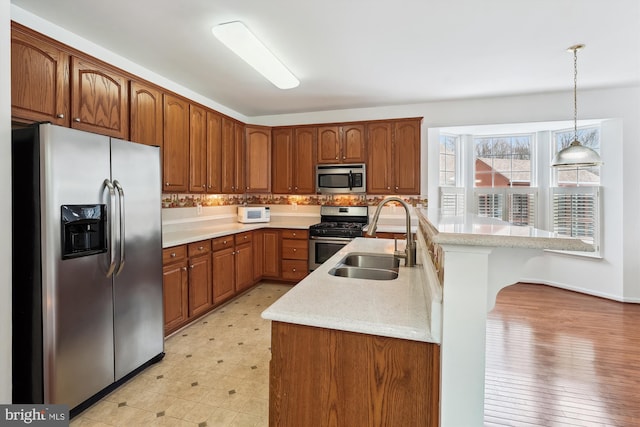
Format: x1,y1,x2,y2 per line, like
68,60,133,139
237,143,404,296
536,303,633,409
237,206,270,223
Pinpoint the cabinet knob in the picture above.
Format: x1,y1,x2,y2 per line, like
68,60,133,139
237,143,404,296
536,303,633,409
293,248,297,252
387,186,391,190
166,182,170,186
335,156,339,160
198,246,204,250
223,240,227,244
181,267,187,271
395,186,399,190
170,252,176,258
189,264,194,269
202,184,206,188
292,268,297,272
292,232,296,237
208,185,212,188
73,117,81,122
56,114,64,119
244,236,248,240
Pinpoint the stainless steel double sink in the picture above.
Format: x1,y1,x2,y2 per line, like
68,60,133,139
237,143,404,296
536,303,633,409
328,253,400,280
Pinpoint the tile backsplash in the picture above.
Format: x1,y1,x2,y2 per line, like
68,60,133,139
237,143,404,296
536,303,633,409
161,193,428,208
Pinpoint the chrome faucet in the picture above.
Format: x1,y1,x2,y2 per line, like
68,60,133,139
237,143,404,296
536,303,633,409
367,196,416,267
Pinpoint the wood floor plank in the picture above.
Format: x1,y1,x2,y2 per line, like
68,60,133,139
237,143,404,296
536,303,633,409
485,283,640,426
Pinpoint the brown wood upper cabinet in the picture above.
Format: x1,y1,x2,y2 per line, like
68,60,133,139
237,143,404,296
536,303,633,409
317,124,365,164
221,118,245,193
367,118,421,195
129,81,163,148
11,25,70,126
245,126,272,193
70,56,129,139
163,94,190,193
272,127,316,194
189,104,207,193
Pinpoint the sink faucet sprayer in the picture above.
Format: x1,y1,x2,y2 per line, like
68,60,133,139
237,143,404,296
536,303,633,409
367,196,416,267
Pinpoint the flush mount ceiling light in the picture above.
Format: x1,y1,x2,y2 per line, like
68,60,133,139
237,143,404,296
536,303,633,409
212,21,299,90
551,44,602,168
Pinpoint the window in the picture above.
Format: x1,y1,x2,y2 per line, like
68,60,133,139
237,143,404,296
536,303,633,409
551,126,601,246
473,135,536,226
439,135,465,215
434,122,602,254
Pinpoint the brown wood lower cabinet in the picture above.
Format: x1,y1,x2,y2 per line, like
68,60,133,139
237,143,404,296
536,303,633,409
187,240,213,317
269,322,440,427
280,229,309,281
212,236,236,304
235,232,254,292
162,246,188,335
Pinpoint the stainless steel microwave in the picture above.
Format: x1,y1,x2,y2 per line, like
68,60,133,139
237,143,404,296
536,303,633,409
316,163,366,194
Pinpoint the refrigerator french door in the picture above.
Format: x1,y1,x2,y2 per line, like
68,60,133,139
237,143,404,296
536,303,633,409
12,123,164,413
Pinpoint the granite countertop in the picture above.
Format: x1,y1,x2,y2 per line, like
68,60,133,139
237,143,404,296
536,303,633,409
261,237,435,343
162,215,319,248
419,208,594,252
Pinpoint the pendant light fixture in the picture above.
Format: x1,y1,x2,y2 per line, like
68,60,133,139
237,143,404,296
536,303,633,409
551,44,602,168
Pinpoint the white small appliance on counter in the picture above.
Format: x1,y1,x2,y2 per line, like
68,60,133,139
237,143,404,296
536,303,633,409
237,206,270,223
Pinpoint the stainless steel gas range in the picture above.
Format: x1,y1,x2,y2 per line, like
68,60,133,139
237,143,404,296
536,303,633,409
308,205,368,271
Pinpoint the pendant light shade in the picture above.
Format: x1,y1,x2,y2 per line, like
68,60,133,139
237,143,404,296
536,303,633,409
551,44,602,168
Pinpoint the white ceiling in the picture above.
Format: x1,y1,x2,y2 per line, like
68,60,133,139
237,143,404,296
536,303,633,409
11,0,640,117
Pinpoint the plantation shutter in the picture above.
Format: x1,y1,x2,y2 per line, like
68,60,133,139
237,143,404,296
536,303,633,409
552,187,600,245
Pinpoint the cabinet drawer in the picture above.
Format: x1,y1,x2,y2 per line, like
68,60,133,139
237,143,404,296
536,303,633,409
188,240,211,257
235,231,252,245
281,260,309,281
163,245,187,264
282,239,308,260
281,229,308,240
212,235,235,252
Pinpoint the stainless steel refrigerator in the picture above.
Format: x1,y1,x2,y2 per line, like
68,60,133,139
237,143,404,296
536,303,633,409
12,123,164,415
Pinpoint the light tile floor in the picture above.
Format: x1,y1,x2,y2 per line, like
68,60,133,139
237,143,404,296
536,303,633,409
70,282,292,427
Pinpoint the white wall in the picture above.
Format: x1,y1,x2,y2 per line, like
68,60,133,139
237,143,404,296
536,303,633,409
1,0,13,403
254,87,640,302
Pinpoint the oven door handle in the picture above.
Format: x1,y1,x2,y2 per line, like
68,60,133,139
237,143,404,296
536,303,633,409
309,236,356,242
348,170,353,190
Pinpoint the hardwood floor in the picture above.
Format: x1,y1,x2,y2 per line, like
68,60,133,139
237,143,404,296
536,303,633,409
485,283,640,427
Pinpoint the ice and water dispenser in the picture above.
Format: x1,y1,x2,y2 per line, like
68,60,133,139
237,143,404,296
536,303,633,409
61,204,107,259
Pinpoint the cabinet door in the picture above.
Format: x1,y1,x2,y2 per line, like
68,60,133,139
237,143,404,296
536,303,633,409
317,126,340,164
263,230,281,278
189,104,207,193
235,242,254,292
221,117,236,193
253,229,264,282
11,26,69,126
188,253,213,317
245,126,272,193
293,127,316,194
129,81,163,148
212,247,235,303
235,122,246,193
367,122,393,194
272,128,294,194
393,120,421,194
341,124,366,163
163,261,188,335
206,111,222,193
163,94,189,192
70,56,128,139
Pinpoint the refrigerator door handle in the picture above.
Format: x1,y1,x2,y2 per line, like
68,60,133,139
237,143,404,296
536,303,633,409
104,179,118,277
114,180,126,275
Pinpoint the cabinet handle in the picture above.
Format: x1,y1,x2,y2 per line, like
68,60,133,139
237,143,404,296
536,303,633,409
292,268,297,272
73,117,80,122
244,236,248,240
335,156,339,160
294,186,297,190
293,248,297,252
395,186,399,190
208,185,212,188
387,186,391,190
56,114,64,119
166,182,170,186
292,232,296,237
198,246,204,250
223,240,227,244
190,264,194,269
170,252,176,257
181,267,187,271
202,184,206,188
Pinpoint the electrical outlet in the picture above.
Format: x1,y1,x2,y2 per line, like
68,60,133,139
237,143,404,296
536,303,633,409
196,204,202,215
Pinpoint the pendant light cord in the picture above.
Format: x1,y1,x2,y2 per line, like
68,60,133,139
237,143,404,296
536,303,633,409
573,46,578,142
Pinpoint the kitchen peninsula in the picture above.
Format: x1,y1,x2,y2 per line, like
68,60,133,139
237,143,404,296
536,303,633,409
262,207,593,427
